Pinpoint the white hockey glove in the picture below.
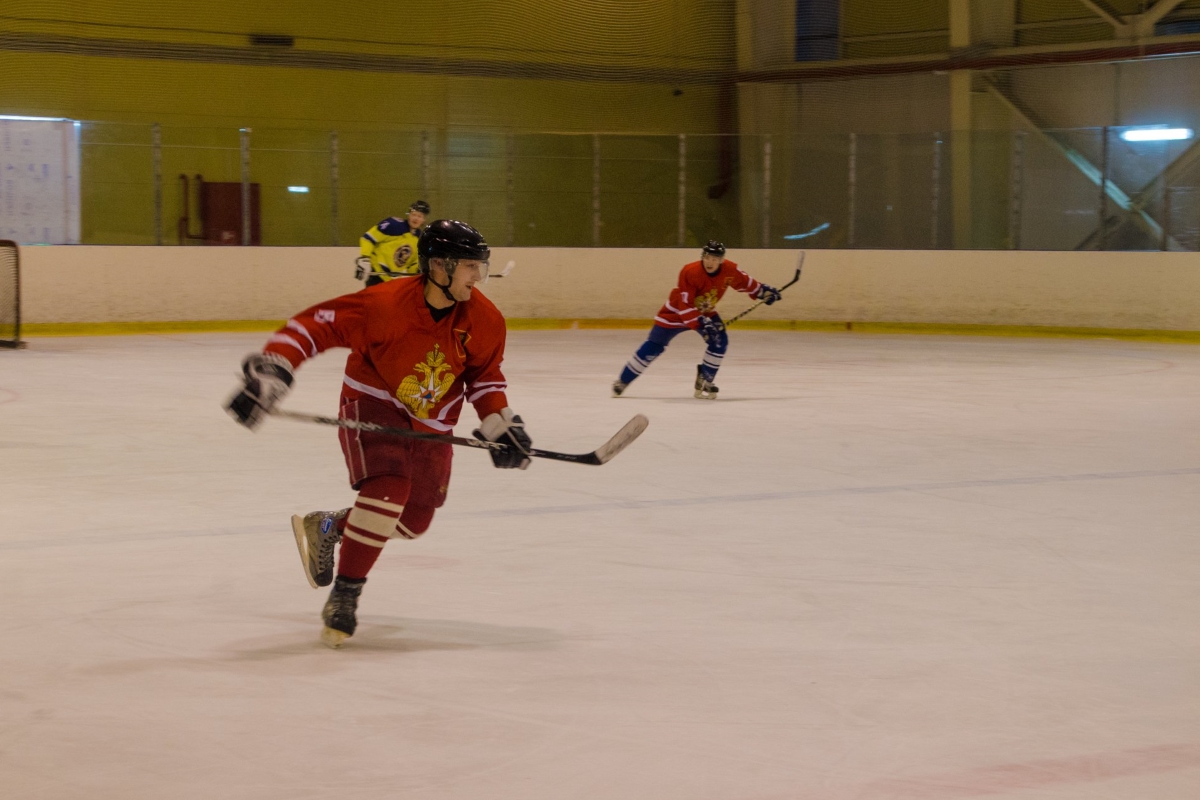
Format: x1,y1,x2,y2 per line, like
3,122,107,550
354,256,372,282
473,408,532,470
225,352,295,430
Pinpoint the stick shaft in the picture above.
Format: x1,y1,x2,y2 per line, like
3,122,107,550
271,408,640,465
273,409,495,449
725,254,804,327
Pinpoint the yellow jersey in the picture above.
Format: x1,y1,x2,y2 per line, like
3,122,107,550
359,217,421,280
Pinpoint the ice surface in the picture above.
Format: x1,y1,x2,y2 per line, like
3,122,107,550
2,329,1199,799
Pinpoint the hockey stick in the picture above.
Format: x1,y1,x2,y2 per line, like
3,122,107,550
271,408,648,466
724,252,805,327
490,260,516,279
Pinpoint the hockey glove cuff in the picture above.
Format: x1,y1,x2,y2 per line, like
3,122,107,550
474,408,532,470
225,352,295,430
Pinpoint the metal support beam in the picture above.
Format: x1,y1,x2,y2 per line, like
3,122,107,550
1132,0,1189,37
983,77,1181,249
1129,137,1200,216
1076,0,1125,31
1076,0,1188,39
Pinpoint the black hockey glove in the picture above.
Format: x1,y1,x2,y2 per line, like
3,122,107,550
225,352,295,430
697,315,724,345
474,408,532,470
757,284,782,305
354,256,371,282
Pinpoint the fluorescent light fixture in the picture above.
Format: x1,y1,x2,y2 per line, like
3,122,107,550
1119,127,1193,142
0,114,75,122
287,185,310,193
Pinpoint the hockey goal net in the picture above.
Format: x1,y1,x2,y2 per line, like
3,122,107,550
0,240,20,348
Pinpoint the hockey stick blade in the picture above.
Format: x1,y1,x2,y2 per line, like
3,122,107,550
572,413,649,465
490,260,516,279
270,409,648,466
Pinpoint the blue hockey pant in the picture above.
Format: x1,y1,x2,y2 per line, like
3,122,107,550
618,320,728,386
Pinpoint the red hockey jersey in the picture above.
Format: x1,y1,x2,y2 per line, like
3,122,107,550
264,276,509,434
654,259,763,329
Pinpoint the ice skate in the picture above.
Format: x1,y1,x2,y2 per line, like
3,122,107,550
291,509,347,589
321,576,365,648
612,380,628,397
694,366,719,400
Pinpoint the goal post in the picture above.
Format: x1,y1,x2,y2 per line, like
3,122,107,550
0,240,21,349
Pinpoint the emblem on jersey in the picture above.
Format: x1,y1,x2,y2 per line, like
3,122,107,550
453,328,471,359
393,245,413,270
315,309,335,323
396,344,456,418
695,288,719,313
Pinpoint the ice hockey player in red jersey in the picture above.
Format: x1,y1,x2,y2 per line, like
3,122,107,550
612,240,782,399
225,220,532,648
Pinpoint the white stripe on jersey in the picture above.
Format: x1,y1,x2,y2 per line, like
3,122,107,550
467,385,505,403
341,375,461,433
268,333,307,357
287,320,318,356
653,316,689,328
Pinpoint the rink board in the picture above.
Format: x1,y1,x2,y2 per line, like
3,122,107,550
17,246,1200,335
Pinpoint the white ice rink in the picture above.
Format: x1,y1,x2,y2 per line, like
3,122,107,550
2,329,1199,799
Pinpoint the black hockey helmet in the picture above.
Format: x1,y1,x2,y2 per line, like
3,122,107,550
410,199,431,214
702,240,726,258
418,219,491,273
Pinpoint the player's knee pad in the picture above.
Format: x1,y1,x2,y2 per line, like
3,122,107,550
395,503,436,539
635,339,666,363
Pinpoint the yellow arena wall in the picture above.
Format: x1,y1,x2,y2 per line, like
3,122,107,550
0,1,739,248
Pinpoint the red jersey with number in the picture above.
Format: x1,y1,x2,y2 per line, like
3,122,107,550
654,259,763,329
263,276,509,434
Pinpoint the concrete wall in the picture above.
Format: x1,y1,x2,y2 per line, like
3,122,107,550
19,246,1200,331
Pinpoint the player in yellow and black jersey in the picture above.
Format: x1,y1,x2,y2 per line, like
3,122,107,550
354,199,430,287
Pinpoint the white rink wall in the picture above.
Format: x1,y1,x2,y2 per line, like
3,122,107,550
19,246,1200,330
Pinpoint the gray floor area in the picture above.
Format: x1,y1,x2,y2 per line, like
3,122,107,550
2,329,1199,799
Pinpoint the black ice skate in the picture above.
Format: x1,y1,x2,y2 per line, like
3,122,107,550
694,366,719,400
321,576,366,648
291,509,347,589
612,380,628,397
